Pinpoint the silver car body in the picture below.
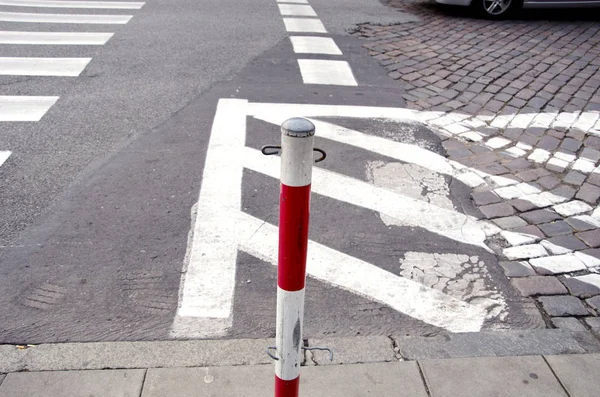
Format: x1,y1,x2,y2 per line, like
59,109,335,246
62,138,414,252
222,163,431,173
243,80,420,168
435,0,600,7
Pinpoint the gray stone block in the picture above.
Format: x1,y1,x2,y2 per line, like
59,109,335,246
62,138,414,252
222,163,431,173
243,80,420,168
538,136,561,151
544,235,588,252
577,230,600,248
576,183,600,205
493,216,528,229
539,221,573,237
471,191,502,205
480,202,515,219
394,330,597,360
563,171,587,186
561,137,583,152
562,274,600,298
0,374,5,387
307,336,395,365
585,317,600,331
500,261,536,277
520,209,562,224
565,215,600,231
538,296,589,316
551,317,587,332
545,354,600,397
421,355,571,397
511,276,568,296
537,175,560,190
0,370,145,397
586,295,600,312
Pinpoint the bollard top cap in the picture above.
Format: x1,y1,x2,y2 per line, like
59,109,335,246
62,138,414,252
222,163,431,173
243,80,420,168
281,117,315,138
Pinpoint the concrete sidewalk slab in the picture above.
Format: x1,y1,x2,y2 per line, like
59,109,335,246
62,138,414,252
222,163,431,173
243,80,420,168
307,336,395,365
394,330,600,360
0,369,145,397
420,355,567,397
141,362,428,397
545,354,600,397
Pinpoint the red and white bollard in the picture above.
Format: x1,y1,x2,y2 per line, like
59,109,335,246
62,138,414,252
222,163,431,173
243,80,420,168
274,118,315,397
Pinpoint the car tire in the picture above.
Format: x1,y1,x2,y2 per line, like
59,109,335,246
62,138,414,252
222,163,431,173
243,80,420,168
473,0,521,19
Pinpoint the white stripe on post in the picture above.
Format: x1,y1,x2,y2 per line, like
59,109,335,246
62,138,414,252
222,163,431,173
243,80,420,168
275,287,304,381
0,11,132,24
280,131,314,187
0,31,113,45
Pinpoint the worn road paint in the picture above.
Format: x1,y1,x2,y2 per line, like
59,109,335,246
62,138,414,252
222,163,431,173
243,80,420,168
0,96,59,121
290,36,342,55
297,60,357,86
0,31,113,45
0,57,92,77
282,18,326,33
0,11,133,24
0,0,144,9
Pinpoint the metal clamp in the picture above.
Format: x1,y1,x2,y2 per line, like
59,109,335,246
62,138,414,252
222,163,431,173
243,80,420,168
260,145,327,163
265,346,333,361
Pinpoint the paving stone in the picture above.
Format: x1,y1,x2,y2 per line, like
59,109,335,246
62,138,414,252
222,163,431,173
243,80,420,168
504,244,548,260
528,148,551,163
553,200,593,217
561,138,583,152
562,274,600,298
539,221,573,237
538,295,589,316
536,176,560,190
516,169,542,182
509,198,539,212
574,249,600,268
538,136,561,151
584,317,600,331
493,216,528,230
485,137,511,149
501,229,542,246
471,191,502,206
554,151,576,163
511,276,568,296
479,202,515,219
551,317,587,332
586,295,600,311
499,261,536,277
576,183,600,204
541,235,587,254
529,254,587,274
563,171,587,186
546,157,570,173
566,215,600,231
576,230,600,248
581,147,600,162
520,209,562,224
572,158,596,173
548,185,577,203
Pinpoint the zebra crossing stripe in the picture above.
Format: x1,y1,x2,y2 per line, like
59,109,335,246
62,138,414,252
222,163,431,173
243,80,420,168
278,4,317,16
0,57,91,76
297,59,357,86
0,11,132,24
0,96,59,121
0,31,113,45
0,0,144,9
290,36,342,55
283,18,326,33
0,151,10,168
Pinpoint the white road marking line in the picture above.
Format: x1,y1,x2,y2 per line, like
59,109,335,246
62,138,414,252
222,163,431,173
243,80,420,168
283,18,326,33
0,151,10,168
175,99,247,320
0,31,113,45
278,4,317,16
243,146,487,248
297,59,357,86
0,57,91,76
290,36,342,55
0,0,144,9
277,0,308,3
238,212,487,333
0,11,132,24
0,95,58,121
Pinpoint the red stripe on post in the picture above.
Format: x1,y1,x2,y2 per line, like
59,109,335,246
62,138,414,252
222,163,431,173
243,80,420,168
278,183,311,292
275,375,300,397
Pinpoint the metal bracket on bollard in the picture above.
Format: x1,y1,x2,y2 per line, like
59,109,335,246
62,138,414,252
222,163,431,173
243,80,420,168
261,145,327,163
266,346,334,362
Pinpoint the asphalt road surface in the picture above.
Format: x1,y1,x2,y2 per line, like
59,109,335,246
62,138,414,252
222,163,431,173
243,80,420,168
0,0,543,343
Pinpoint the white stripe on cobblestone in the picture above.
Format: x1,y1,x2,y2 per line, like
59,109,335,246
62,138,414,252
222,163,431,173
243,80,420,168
0,57,91,76
0,31,113,45
530,254,587,274
0,96,58,121
298,59,357,86
290,36,342,55
0,0,144,9
0,11,132,24
283,18,326,33
0,151,10,168
278,4,316,16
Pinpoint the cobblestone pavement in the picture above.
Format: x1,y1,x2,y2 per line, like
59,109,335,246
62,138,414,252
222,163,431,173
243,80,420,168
354,1,600,331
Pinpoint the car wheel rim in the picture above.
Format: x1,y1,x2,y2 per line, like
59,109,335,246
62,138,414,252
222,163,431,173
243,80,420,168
483,0,511,15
